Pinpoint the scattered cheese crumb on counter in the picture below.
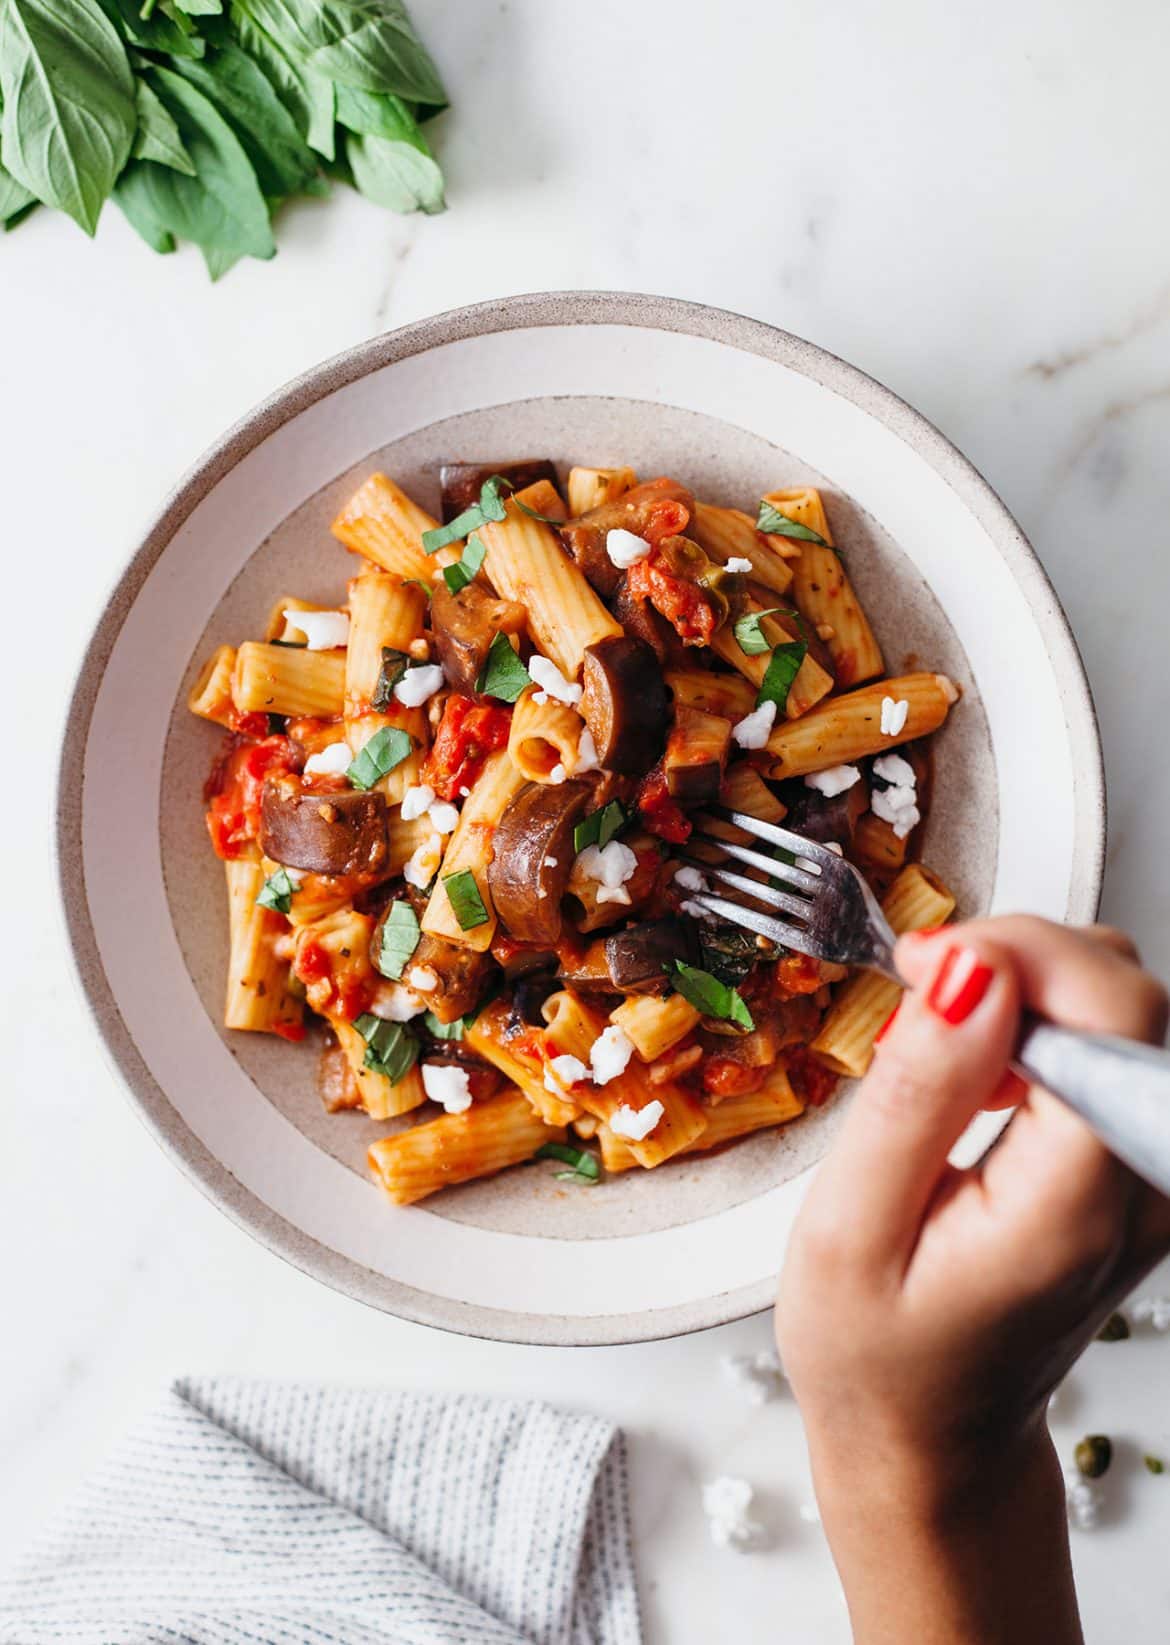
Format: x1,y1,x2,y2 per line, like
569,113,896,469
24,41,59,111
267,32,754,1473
1065,1473,1102,1531
609,1100,664,1141
394,663,445,708
880,695,910,736
702,1476,765,1551
720,1350,786,1406
804,764,861,798
286,608,349,650
303,741,353,777
798,1503,820,1525
590,1025,635,1085
1132,1296,1170,1331
529,654,582,706
606,527,652,568
421,1063,472,1113
732,699,778,750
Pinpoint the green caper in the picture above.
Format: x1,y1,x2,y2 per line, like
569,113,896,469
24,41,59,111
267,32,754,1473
1074,1435,1113,1479
1144,1455,1165,1475
1096,1311,1130,1342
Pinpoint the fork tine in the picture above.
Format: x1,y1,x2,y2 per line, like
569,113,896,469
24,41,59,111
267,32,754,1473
680,857,814,921
692,835,821,891
685,893,822,958
721,810,840,869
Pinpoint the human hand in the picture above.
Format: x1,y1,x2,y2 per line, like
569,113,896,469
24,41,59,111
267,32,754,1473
776,917,1169,1644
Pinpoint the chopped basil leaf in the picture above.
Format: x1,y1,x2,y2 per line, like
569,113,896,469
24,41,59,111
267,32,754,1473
354,1014,419,1084
443,868,489,930
756,640,808,713
423,1011,465,1041
375,900,420,981
535,1141,600,1184
255,866,296,915
733,606,786,657
266,713,287,735
370,647,411,710
476,631,531,702
513,495,564,524
1145,1455,1165,1475
347,726,414,790
670,960,755,1030
402,578,433,600
756,500,829,545
421,474,511,555
573,799,627,853
442,531,487,594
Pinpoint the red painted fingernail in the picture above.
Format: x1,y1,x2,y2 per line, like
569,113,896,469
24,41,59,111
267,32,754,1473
926,944,994,1025
904,925,944,942
874,1002,901,1044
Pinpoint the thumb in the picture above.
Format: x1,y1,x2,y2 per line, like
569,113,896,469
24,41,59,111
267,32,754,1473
812,933,1020,1270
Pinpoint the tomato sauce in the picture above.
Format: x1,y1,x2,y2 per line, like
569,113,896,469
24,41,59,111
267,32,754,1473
626,551,718,646
636,763,692,844
786,1045,840,1108
205,733,294,860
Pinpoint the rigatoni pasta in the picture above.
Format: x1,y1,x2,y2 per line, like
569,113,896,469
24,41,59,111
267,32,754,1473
193,458,959,1207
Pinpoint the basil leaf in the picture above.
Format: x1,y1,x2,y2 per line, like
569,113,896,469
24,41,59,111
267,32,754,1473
173,0,223,13
756,500,828,546
229,1,335,157
756,640,808,713
671,960,755,1030
236,0,447,111
513,496,564,524
441,531,486,595
375,898,419,980
370,646,409,710
255,865,296,913
354,1012,418,1083
475,632,530,703
401,577,432,599
131,78,196,174
0,160,37,225
168,41,318,196
573,799,627,854
443,868,488,931
345,121,443,214
535,1141,600,1184
421,474,509,554
93,0,207,58
423,1011,463,1041
346,724,413,789
733,606,785,658
0,0,137,235
114,67,275,276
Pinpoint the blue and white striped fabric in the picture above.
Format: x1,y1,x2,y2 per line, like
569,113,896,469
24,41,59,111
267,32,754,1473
0,1378,642,1645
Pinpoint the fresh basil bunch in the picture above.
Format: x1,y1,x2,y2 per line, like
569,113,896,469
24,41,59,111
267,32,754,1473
0,0,448,277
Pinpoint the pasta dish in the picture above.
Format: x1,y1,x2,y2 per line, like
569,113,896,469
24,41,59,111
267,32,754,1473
189,461,959,1203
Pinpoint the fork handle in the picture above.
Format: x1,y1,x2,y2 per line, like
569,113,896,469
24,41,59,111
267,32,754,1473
1013,1016,1170,1198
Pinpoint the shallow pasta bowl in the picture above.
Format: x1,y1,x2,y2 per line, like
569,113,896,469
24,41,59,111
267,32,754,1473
57,292,1105,1345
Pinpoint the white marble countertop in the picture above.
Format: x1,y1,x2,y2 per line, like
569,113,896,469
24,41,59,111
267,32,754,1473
5,2,1170,1638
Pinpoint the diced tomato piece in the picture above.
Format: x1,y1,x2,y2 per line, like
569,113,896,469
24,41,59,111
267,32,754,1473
636,763,692,844
272,1018,306,1043
702,1058,767,1099
626,551,717,646
423,694,512,800
204,733,295,859
785,1045,840,1108
640,494,691,544
231,710,274,739
295,940,330,984
775,952,825,998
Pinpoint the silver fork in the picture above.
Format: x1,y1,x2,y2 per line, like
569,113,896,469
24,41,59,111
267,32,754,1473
680,809,1170,1198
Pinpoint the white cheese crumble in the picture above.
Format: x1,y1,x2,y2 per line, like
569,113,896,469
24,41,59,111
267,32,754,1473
674,864,709,893
427,800,460,836
590,1024,635,1085
421,1063,472,1114
394,663,445,708
720,1350,786,1406
578,839,637,903
871,752,920,839
880,695,910,736
287,608,349,650
798,1503,820,1525
548,763,567,785
403,833,443,889
724,556,754,573
732,699,778,750
368,981,424,1022
546,1053,591,1093
574,726,601,774
283,867,306,886
528,654,582,706
679,898,709,919
407,966,438,993
609,1100,664,1141
701,1476,765,1551
804,764,861,798
1065,1472,1102,1531
605,527,653,568
400,783,436,822
546,856,558,868
1132,1296,1170,1331
302,740,353,777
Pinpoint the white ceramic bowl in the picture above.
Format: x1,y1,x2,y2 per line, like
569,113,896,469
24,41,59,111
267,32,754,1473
58,293,1105,1344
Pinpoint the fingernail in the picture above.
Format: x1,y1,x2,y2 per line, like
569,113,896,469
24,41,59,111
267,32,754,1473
926,944,994,1025
904,925,944,942
874,1002,901,1044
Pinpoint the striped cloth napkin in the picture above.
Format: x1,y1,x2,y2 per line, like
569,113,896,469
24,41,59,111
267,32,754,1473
0,1377,642,1645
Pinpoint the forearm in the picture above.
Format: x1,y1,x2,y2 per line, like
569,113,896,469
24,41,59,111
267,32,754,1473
809,1423,1083,1645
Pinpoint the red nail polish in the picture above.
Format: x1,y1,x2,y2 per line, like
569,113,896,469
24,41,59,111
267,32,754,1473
926,944,994,1025
905,925,943,942
874,1002,901,1044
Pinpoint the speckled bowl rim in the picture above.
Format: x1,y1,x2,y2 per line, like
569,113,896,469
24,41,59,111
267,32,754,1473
55,291,1106,1347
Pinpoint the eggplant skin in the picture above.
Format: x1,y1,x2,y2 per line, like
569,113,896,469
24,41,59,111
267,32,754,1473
370,925,492,1024
260,777,389,876
581,636,670,774
440,460,558,522
603,920,694,993
781,780,867,846
559,478,696,597
487,779,596,946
